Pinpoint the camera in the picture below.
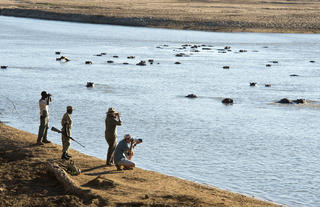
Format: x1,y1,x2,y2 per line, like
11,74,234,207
132,138,143,144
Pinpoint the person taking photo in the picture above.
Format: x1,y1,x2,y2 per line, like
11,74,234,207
37,91,52,145
114,134,142,171
105,107,122,166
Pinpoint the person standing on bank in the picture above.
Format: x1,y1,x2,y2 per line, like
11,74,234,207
105,107,122,166
37,91,52,145
61,106,73,160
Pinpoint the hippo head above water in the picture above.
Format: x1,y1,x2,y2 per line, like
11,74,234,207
185,94,197,98
292,99,306,104
277,98,292,104
222,98,233,105
86,82,94,88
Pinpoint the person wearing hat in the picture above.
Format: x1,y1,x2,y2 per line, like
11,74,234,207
61,106,73,160
105,107,122,166
37,91,52,145
114,134,136,171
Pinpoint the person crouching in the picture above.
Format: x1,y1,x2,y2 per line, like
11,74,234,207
114,134,136,171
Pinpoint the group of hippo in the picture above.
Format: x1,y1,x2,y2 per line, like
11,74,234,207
185,94,306,105
55,44,313,105
185,94,234,105
56,51,163,66
276,98,306,104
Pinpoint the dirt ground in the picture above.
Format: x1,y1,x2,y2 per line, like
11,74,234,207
0,0,320,33
0,123,282,206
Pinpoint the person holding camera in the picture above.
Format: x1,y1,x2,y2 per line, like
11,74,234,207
114,134,142,171
105,107,122,166
61,106,73,160
37,91,52,145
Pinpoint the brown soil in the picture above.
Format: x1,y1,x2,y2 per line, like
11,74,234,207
0,123,282,206
0,0,320,33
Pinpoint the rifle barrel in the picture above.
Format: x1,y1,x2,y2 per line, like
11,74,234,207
51,126,85,148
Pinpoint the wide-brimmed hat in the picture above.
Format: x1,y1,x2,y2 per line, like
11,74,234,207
107,107,116,114
41,91,47,96
67,106,73,110
124,134,132,139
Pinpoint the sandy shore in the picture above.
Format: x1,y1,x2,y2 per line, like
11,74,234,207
1,0,320,33
0,123,282,206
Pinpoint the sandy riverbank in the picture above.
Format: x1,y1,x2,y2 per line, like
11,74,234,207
0,0,320,33
0,123,282,206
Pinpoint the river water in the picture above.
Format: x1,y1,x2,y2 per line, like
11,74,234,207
1,16,320,206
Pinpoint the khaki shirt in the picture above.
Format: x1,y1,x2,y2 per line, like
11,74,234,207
61,112,72,136
105,115,122,141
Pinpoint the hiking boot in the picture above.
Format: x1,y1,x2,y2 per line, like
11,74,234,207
37,141,44,145
123,167,133,170
43,140,51,143
66,153,72,158
115,164,122,171
106,163,114,166
61,153,70,160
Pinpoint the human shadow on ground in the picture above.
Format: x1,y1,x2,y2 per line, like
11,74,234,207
81,164,107,173
84,170,123,176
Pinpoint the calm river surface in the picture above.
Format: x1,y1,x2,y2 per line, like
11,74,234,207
1,16,320,207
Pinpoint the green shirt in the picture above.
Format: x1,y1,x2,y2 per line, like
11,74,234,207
105,115,121,140
61,112,72,136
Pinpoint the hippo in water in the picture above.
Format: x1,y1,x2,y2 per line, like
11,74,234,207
136,61,146,66
292,99,306,104
277,98,306,104
277,98,292,104
222,98,233,104
86,82,94,88
175,53,187,57
185,94,197,98
56,56,70,62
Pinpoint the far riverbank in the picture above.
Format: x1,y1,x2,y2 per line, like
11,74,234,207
1,0,320,33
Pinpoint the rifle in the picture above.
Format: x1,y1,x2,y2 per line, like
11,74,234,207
51,126,85,148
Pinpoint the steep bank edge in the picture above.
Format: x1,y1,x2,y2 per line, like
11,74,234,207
0,123,283,206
